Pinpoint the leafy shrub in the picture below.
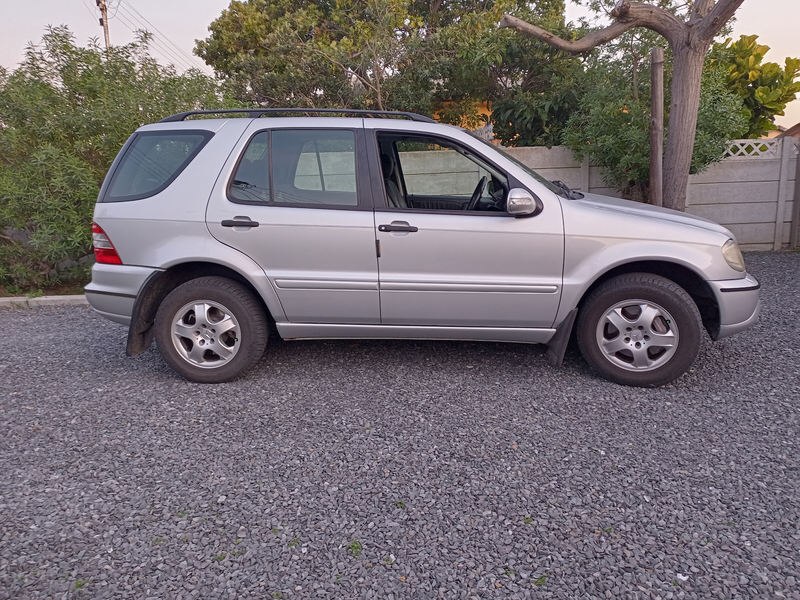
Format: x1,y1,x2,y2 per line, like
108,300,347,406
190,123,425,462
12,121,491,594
491,82,581,148
709,35,800,138
562,66,747,201
0,27,238,290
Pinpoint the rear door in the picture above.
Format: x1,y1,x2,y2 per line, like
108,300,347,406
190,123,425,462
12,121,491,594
206,119,380,324
367,123,564,328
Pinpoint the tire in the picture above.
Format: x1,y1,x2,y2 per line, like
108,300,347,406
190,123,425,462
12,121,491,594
154,277,268,383
576,273,702,387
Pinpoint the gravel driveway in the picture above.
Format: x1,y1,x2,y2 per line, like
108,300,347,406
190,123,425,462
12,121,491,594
1,251,798,600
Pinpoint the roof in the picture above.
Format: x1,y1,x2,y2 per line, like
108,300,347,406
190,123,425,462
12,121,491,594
777,122,800,138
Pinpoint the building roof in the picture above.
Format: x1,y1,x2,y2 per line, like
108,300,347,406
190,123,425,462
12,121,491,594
777,122,800,138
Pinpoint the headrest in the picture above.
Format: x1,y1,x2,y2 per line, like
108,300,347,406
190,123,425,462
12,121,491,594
380,153,394,178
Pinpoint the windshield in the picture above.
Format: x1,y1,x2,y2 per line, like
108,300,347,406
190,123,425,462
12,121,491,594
468,134,566,196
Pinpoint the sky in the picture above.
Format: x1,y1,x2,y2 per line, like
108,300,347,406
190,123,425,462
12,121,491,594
0,0,798,127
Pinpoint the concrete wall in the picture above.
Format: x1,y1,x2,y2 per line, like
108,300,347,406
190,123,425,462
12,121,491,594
684,137,797,251
398,150,489,197
505,138,800,251
295,152,356,192
398,147,609,197
503,146,620,198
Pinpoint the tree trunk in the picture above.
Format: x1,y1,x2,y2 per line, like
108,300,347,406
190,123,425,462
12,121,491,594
650,47,664,207
499,0,747,212
662,45,707,211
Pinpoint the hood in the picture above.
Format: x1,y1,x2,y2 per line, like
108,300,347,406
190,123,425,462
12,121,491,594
573,192,734,238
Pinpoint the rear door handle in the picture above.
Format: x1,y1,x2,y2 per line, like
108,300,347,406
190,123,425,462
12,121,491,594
221,216,259,228
378,222,418,233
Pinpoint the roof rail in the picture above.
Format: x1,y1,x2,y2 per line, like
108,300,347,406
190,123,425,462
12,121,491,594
158,108,437,124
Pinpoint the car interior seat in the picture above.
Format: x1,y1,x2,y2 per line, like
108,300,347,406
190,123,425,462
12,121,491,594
380,153,408,209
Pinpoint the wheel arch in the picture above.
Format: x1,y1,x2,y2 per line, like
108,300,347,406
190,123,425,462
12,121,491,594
575,260,720,339
126,261,280,357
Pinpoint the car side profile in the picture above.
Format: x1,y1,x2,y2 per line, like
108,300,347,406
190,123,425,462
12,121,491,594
85,109,760,387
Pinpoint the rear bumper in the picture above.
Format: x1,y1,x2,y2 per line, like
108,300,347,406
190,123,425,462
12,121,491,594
708,273,761,340
84,264,162,325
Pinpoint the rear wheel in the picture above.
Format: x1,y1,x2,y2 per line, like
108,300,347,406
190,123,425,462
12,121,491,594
154,277,268,383
576,274,702,387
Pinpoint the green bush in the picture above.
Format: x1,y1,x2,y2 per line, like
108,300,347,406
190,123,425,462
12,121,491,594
0,27,238,290
562,66,747,201
709,35,800,139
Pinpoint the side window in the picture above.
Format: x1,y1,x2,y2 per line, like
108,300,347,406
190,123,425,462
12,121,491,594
377,133,507,212
230,132,270,203
396,140,489,197
274,130,357,206
104,131,212,202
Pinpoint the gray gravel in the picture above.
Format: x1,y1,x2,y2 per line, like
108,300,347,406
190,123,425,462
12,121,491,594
1,251,799,600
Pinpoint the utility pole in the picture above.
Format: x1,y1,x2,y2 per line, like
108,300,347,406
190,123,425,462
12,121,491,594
96,0,111,49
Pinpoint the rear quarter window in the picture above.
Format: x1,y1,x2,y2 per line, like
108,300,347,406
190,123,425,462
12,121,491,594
102,131,213,202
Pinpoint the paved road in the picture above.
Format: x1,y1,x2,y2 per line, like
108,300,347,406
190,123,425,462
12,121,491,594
1,252,798,599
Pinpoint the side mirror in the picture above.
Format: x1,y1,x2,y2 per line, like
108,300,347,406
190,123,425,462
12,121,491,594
506,188,541,217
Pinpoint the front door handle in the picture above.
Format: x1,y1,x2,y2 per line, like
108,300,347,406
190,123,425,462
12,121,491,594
378,221,418,233
221,216,259,228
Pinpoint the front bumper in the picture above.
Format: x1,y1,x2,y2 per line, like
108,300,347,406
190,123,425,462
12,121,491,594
708,273,761,340
84,263,161,326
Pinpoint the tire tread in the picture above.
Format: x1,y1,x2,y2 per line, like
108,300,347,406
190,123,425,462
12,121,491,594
576,273,702,387
154,276,268,383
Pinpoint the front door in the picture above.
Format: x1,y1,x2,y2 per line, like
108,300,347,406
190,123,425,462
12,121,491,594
371,130,564,328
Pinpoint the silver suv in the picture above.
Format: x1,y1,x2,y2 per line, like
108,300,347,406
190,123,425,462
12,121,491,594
85,109,760,387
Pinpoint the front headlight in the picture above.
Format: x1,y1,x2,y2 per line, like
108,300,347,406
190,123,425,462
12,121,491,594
722,239,745,272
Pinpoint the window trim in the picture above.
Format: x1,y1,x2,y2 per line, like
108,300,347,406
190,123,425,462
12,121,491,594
101,130,214,203
227,130,271,206
226,127,368,211
370,130,522,217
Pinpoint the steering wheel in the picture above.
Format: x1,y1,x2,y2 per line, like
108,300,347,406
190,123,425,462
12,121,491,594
465,176,487,211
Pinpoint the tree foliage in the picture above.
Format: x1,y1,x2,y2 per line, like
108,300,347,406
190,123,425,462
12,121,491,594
195,0,584,144
418,0,585,144
500,0,748,211
709,34,800,138
195,0,431,111
563,67,746,201
560,3,747,202
0,27,235,290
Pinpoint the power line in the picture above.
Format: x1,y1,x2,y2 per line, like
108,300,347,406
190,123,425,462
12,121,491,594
114,10,196,71
115,0,206,70
107,0,122,19
115,24,193,71
80,0,208,73
80,0,98,21
114,7,198,72
120,0,203,68
113,9,185,67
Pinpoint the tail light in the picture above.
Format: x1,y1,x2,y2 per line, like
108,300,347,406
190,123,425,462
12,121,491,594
92,222,123,265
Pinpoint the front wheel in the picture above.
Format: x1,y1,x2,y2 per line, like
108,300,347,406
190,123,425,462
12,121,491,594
576,274,702,387
154,277,268,383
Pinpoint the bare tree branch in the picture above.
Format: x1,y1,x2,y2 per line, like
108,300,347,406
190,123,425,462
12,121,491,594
499,2,686,53
696,0,747,41
300,41,381,98
498,14,635,54
688,0,715,25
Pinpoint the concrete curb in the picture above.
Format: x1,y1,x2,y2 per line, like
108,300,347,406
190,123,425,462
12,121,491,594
0,295,90,309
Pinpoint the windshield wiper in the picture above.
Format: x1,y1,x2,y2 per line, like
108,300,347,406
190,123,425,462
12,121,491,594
551,180,584,200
